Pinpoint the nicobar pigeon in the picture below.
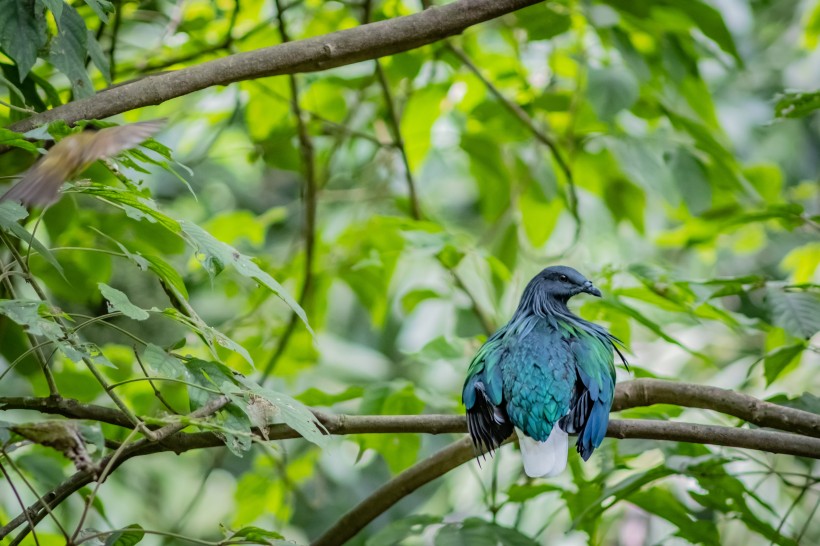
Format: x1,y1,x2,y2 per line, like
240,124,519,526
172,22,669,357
462,266,627,477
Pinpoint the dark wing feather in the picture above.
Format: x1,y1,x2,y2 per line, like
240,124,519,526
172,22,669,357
466,381,513,458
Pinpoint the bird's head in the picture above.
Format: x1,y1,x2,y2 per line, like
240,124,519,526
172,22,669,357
535,265,601,299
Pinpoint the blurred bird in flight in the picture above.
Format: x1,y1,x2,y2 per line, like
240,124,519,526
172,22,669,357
1,119,165,207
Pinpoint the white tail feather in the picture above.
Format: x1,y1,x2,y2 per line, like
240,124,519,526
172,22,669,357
516,426,568,478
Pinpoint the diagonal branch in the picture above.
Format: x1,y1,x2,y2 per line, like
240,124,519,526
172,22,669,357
8,0,545,134
2,396,229,544
2,411,818,540
312,419,820,546
443,44,580,226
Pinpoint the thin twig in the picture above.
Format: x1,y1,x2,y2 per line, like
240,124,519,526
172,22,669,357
69,427,141,542
444,43,582,244
260,0,319,383
0,231,152,435
0,242,59,396
0,450,70,539
369,35,423,219
134,348,182,414
4,396,230,543
0,460,41,546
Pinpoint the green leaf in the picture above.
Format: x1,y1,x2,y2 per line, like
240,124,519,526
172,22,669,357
86,30,111,83
0,201,64,275
142,343,185,379
668,0,741,62
401,288,442,314
184,358,235,410
84,0,114,23
417,336,466,360
506,483,563,503
295,386,364,406
435,519,538,546
232,375,328,448
572,464,674,527
514,4,571,40
163,308,254,366
0,299,64,341
359,383,424,473
766,392,820,415
461,132,511,221
366,515,443,546
224,525,286,544
629,487,719,544
48,4,94,98
603,177,645,233
0,127,39,152
40,0,63,20
181,221,312,336
78,186,182,233
763,343,806,385
98,283,149,321
774,90,820,119
518,190,562,247
104,524,145,546
0,0,46,78
671,148,711,215
142,254,189,300
587,66,639,120
767,287,820,339
400,84,446,171
606,136,678,204
603,298,706,358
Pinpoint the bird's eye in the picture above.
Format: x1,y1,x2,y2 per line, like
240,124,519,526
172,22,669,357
559,274,569,282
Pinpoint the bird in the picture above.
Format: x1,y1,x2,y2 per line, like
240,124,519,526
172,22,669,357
0,119,166,207
462,265,627,477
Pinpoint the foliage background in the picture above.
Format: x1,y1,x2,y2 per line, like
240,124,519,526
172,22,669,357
0,0,819,545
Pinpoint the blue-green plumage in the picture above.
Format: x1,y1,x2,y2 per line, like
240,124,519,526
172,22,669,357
462,266,626,476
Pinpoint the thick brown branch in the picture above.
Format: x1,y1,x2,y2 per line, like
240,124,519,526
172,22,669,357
614,379,820,439
8,0,544,134
0,397,134,428
312,436,481,546
3,407,818,540
311,419,820,546
5,379,817,438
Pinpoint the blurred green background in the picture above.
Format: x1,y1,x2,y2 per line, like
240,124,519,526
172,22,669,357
0,0,819,544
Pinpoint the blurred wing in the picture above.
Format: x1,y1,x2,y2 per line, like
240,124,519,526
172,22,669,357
0,119,166,207
80,119,166,164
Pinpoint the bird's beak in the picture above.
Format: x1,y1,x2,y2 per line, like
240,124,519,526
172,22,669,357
582,281,602,297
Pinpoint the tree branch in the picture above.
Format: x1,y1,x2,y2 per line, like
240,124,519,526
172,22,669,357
311,418,820,546
2,407,818,539
3,379,817,539
2,396,229,543
613,378,820,439
6,379,816,438
8,0,544,134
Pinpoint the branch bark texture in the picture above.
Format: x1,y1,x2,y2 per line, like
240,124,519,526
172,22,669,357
8,0,543,134
2,380,818,540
